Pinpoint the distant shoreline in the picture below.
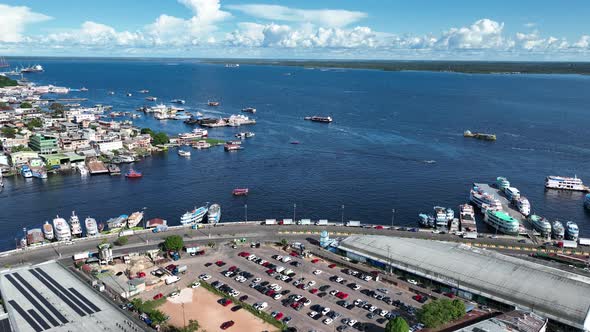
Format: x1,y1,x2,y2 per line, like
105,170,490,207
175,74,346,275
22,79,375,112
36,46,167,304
4,56,590,75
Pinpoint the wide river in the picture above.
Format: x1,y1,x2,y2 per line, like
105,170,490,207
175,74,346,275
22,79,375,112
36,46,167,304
2,58,590,250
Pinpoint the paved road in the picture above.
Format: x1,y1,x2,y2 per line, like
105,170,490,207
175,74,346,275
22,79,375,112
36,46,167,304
1,223,587,268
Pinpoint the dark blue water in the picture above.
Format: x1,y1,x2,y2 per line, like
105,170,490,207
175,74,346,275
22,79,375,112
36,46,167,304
2,58,590,250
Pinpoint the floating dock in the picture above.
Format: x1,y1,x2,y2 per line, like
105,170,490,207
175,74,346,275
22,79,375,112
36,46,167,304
86,160,108,175
475,183,539,243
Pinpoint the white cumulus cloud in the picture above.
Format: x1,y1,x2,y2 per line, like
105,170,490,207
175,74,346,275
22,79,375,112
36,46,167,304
227,4,367,28
435,19,505,49
0,4,52,43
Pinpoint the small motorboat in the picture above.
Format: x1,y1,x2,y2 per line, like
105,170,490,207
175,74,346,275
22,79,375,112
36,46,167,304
80,87,88,92
232,188,249,196
178,150,191,157
172,99,186,104
290,141,300,145
125,168,143,178
208,100,220,107
126,93,132,97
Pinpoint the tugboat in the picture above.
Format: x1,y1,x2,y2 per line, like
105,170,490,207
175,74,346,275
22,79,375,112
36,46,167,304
125,168,143,178
241,107,256,114
208,100,220,107
304,116,333,123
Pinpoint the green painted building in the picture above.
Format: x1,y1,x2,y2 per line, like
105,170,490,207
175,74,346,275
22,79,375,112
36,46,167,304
29,134,58,154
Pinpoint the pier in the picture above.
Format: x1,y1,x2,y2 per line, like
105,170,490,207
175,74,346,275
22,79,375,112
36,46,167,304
475,183,540,244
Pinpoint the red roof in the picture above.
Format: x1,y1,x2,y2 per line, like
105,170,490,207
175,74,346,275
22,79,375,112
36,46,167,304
146,218,167,228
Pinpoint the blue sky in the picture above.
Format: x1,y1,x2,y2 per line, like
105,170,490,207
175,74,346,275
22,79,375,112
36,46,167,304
1,0,589,60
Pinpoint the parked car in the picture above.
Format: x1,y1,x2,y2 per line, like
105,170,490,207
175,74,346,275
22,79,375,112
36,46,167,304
220,320,235,330
153,293,163,300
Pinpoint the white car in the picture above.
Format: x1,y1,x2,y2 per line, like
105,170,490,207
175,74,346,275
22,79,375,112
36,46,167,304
273,293,283,300
368,306,377,312
270,284,282,291
253,277,262,283
276,255,283,261
257,302,268,310
432,229,440,234
321,307,331,315
352,284,361,291
308,311,318,318
348,319,358,327
169,292,179,298
230,290,240,297
313,270,322,275
294,295,303,301
407,279,418,285
191,282,201,288
380,310,389,317
247,255,256,260
303,299,311,306
335,277,343,283
329,290,339,296
199,274,211,281
363,276,372,281
323,318,333,325
258,260,267,265
307,280,316,286
282,257,292,263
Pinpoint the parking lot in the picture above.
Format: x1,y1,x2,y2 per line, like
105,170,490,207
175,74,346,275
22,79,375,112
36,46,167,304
179,243,431,332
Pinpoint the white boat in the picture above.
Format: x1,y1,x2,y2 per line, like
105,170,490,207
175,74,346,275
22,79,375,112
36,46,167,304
21,64,44,73
552,220,565,239
459,204,477,233
585,194,590,210
241,107,256,114
516,197,531,217
154,112,169,120
127,211,144,228
565,221,579,241
42,221,54,240
433,206,454,228
545,175,586,191
180,205,209,225
496,177,510,190
172,99,186,104
69,211,83,238
529,215,551,238
85,217,98,236
146,96,157,101
469,185,502,211
504,187,521,202
53,216,72,242
208,204,221,224
483,208,520,235
178,150,191,157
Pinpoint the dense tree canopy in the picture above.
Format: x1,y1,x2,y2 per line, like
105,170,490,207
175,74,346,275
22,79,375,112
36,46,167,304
418,298,466,328
386,316,410,332
164,235,184,252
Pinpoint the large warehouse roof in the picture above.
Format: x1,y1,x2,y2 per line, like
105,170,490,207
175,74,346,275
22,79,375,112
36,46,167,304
339,235,590,330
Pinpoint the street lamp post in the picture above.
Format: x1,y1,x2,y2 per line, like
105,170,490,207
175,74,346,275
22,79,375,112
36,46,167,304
293,204,296,221
341,205,344,224
244,204,248,222
391,208,396,228
142,207,148,244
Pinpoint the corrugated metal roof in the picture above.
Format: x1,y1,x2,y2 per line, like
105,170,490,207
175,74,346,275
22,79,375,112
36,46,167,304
338,235,590,330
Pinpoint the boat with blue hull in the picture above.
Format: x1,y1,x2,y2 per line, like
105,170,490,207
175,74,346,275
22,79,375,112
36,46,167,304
20,165,32,178
565,221,579,241
208,204,221,224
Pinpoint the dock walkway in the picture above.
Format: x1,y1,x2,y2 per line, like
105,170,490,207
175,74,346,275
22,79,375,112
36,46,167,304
475,183,540,244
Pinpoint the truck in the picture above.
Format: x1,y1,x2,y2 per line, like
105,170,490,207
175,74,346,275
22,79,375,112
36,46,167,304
346,220,361,227
173,265,187,275
557,240,578,249
299,219,311,225
153,225,169,233
315,219,328,226
264,219,277,225
73,252,91,261
119,229,134,237
281,219,294,225
462,232,478,239
169,251,180,261
165,275,180,285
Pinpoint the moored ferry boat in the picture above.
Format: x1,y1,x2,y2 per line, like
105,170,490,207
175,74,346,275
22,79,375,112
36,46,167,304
53,216,72,241
565,221,579,241
551,220,565,240
459,204,477,232
516,197,531,217
26,229,44,245
585,194,590,210
127,211,144,228
69,211,83,238
180,204,209,225
42,221,54,240
107,214,128,229
504,187,521,202
483,208,519,235
434,206,454,228
85,217,98,236
469,185,502,211
208,204,221,224
418,213,435,228
529,214,551,238
545,175,586,191
496,177,510,190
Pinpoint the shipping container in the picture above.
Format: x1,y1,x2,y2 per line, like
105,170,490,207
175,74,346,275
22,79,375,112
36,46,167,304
119,229,134,237
346,220,361,227
264,219,277,225
73,252,90,261
315,219,328,226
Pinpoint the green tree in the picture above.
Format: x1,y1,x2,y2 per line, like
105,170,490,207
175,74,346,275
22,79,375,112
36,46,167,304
418,298,466,328
49,103,66,117
11,145,32,153
164,235,184,252
114,236,128,246
280,239,288,246
1,127,17,138
386,316,410,332
450,299,466,319
152,132,169,145
141,128,154,135
26,118,43,130
20,102,33,108
130,298,144,310
207,241,215,248
149,309,168,324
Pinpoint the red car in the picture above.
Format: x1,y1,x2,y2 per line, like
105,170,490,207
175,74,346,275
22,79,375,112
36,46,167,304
228,266,237,272
336,292,349,299
266,290,275,296
444,292,455,299
290,251,299,257
221,320,235,330
153,293,163,300
290,302,302,310
275,312,284,320
165,264,177,271
375,225,384,230
262,262,271,267
311,259,320,263
328,264,337,268
137,272,146,278
310,288,318,294
215,260,226,267
266,269,275,274
222,299,233,307
238,252,250,257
